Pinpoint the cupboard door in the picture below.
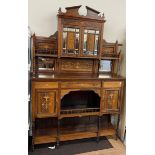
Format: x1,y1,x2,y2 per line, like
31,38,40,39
102,89,121,113
35,90,57,117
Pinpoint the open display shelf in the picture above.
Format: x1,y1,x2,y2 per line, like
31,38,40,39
34,116,116,144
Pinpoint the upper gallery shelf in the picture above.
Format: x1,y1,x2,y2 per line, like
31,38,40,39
101,40,122,59
32,5,123,74
32,6,122,60
33,34,122,59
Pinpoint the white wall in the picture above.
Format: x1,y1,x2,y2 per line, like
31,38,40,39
28,0,126,141
28,0,125,43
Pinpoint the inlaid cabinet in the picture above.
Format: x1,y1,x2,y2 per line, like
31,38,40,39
30,5,125,150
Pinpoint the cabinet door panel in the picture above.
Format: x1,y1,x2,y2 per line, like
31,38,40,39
87,34,95,51
36,90,57,117
101,89,121,113
83,29,100,56
67,32,75,50
106,90,119,110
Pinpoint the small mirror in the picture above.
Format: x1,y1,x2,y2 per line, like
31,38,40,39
38,57,55,71
99,60,112,72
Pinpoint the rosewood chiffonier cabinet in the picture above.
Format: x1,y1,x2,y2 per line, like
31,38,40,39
31,5,125,150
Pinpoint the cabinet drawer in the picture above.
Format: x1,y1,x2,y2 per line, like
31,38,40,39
61,81,101,88
34,82,58,89
103,81,122,88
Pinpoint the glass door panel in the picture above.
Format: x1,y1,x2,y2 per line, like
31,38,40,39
83,29,100,56
62,27,80,55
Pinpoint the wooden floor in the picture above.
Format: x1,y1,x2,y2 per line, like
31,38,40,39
78,138,126,155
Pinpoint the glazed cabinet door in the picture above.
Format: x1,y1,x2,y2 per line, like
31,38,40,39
35,89,58,118
82,29,100,56
62,27,80,55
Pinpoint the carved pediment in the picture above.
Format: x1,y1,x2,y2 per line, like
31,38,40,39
86,6,104,19
65,5,82,16
58,5,105,21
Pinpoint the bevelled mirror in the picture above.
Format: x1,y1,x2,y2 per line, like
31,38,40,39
99,60,112,72
38,57,55,71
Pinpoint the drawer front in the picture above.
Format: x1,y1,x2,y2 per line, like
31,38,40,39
61,81,101,88
103,81,122,88
34,82,58,89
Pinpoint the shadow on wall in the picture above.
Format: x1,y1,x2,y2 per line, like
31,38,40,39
119,37,126,142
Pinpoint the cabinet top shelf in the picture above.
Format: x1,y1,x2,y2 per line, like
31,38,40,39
35,54,58,57
31,73,125,81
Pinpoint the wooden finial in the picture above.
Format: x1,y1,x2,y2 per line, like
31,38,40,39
58,7,62,14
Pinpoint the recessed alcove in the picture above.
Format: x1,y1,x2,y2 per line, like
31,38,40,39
61,90,100,114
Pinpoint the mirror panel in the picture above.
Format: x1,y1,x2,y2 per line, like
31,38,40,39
38,57,55,71
99,60,112,72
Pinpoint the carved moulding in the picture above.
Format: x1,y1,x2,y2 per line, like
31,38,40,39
58,5,105,21
60,89,101,99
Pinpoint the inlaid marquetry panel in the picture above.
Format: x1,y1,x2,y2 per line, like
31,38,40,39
103,81,122,88
67,32,75,50
101,89,120,113
60,89,101,99
63,19,102,28
106,90,119,110
36,90,57,117
105,47,114,53
61,59,93,72
61,81,101,88
34,82,58,89
87,34,95,51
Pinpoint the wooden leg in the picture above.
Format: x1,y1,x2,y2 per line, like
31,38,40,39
108,114,111,123
89,116,91,121
97,116,101,143
57,119,60,148
116,114,120,140
32,138,34,151
123,126,126,142
56,140,60,149
32,121,35,151
113,134,117,140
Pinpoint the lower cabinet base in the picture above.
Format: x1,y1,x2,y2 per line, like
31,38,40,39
34,123,116,145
